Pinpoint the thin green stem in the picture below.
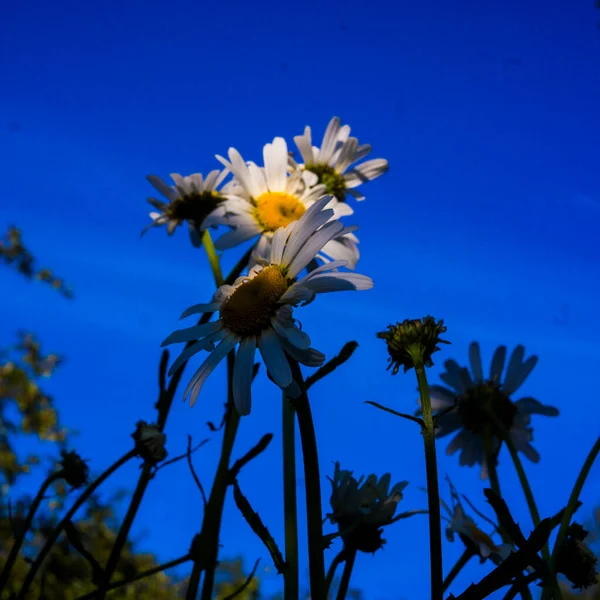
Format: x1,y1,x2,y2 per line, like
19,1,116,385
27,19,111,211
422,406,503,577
283,396,299,599
335,548,356,600
201,230,224,286
0,471,63,591
442,549,473,592
415,365,443,600
550,436,600,582
74,554,191,600
290,359,326,600
17,449,137,599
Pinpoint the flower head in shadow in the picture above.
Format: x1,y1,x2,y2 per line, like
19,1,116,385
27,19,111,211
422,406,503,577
142,169,231,247
420,342,558,479
327,462,409,554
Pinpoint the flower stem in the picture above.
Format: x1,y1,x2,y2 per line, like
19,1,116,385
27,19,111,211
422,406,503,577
289,359,326,600
442,549,473,592
485,418,556,600
550,436,600,581
201,230,224,286
74,554,191,600
415,365,443,600
187,352,241,600
95,463,154,598
0,471,63,592
283,396,299,599
17,449,137,599
487,414,547,558
335,548,356,600
325,550,346,595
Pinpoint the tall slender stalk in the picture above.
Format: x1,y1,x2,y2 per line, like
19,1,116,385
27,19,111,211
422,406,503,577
335,548,356,600
188,352,241,600
0,471,63,591
283,396,299,599
289,359,326,600
415,364,443,600
17,449,137,599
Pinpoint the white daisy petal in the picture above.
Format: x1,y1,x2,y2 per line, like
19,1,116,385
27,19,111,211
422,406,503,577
344,159,389,187
272,316,311,349
179,303,222,319
233,336,257,416
258,329,293,389
294,126,314,164
147,175,178,201
168,340,212,377
214,225,261,250
161,321,223,346
184,334,239,406
301,272,373,294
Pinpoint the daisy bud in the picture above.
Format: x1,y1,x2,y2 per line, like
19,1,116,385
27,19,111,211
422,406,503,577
59,450,89,489
556,523,598,590
377,316,450,374
132,421,167,465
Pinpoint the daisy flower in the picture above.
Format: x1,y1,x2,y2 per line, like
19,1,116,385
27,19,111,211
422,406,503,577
292,116,389,202
327,461,409,553
213,136,360,269
161,196,373,416
421,342,559,479
142,169,230,247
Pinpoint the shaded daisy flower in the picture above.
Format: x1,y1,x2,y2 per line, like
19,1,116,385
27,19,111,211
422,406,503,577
421,342,559,479
161,196,373,415
327,461,409,553
292,116,389,202
441,478,512,563
142,169,230,247
213,137,360,269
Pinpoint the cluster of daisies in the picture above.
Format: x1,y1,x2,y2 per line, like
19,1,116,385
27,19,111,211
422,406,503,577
141,118,587,587
144,117,387,416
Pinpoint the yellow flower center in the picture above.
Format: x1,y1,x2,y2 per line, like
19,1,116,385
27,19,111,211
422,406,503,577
253,192,306,232
220,266,289,336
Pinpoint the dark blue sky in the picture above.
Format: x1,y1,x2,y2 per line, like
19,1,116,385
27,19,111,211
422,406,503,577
1,0,599,597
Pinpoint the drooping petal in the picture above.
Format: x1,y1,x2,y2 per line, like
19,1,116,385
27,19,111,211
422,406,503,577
259,329,293,389
184,334,239,406
233,336,257,416
161,321,223,346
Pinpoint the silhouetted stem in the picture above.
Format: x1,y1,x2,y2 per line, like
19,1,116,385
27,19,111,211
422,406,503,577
415,365,443,600
17,449,137,599
335,548,356,600
325,550,346,595
192,352,241,600
290,359,326,600
0,471,62,591
283,396,299,599
74,554,191,600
